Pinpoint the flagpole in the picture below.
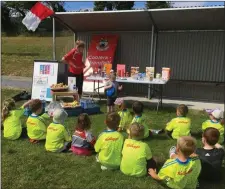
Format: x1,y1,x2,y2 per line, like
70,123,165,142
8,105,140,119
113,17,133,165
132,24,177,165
52,17,56,60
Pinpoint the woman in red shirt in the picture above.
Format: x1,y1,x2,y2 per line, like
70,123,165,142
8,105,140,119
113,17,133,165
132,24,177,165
62,40,85,98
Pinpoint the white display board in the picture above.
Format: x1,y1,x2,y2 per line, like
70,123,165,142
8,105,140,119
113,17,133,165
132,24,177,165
31,61,59,101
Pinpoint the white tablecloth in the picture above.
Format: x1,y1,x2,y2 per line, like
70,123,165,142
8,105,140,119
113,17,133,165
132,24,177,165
86,76,168,85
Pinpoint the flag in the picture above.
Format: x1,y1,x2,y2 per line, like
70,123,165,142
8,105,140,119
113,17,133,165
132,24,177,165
22,2,54,32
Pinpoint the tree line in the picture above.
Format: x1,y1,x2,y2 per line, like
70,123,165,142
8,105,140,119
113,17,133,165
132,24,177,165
1,1,171,36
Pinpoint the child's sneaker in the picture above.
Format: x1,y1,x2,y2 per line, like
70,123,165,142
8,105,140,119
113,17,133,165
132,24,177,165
101,165,108,171
169,146,176,158
150,129,165,135
96,155,100,162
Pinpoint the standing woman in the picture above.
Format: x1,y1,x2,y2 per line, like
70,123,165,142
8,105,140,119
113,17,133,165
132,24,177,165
61,40,85,99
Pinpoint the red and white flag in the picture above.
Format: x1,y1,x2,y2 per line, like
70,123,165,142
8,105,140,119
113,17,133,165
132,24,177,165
22,2,54,32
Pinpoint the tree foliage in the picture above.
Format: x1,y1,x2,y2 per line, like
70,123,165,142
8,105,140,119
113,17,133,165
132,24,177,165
145,1,171,9
2,1,65,35
94,1,134,11
4,1,65,17
1,3,14,33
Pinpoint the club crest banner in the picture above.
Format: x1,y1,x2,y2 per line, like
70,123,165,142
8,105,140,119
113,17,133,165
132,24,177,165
83,34,119,93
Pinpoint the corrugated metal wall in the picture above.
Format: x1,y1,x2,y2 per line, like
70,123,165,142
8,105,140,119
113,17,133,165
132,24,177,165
162,81,224,102
77,31,153,95
156,31,224,82
77,31,224,102
156,31,224,102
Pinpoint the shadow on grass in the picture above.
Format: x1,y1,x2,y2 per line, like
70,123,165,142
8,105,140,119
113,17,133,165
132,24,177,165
2,52,40,56
91,95,195,114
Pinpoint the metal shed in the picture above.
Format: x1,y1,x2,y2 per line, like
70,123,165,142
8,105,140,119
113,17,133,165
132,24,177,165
53,6,225,102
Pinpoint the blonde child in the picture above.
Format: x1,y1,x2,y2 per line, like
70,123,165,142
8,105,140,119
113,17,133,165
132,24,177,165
130,101,150,139
45,109,71,152
114,98,133,133
2,98,32,140
202,109,224,144
165,104,191,139
71,113,96,156
104,73,122,113
26,99,50,143
95,112,124,170
120,122,156,177
149,136,201,189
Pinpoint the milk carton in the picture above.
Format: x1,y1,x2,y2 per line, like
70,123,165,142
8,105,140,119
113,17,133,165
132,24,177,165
68,77,76,91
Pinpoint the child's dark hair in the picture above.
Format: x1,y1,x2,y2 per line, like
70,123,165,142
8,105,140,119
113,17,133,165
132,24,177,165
132,101,144,115
177,104,188,117
2,98,16,121
129,122,144,140
203,127,220,146
106,112,121,130
29,99,42,113
76,113,91,131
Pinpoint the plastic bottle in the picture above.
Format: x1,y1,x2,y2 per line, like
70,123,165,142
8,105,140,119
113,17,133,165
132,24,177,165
73,85,76,91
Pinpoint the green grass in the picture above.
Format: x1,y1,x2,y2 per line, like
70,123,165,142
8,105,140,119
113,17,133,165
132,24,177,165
1,89,225,189
1,36,74,77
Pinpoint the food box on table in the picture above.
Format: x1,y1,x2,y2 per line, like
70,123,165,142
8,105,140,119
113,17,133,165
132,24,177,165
146,67,154,79
130,67,139,78
117,64,126,77
162,67,171,80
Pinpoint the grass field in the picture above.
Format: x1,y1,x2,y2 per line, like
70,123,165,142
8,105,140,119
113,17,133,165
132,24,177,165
2,88,225,189
2,36,74,77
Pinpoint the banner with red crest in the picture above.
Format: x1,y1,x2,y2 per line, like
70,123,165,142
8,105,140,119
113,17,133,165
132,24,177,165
83,34,119,93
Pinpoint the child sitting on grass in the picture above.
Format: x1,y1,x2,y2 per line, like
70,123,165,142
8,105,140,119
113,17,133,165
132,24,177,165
202,109,224,144
2,98,32,140
26,99,50,143
45,109,71,152
149,136,201,189
165,104,191,139
120,122,156,177
95,112,124,170
104,73,122,113
71,113,96,156
114,98,133,133
130,101,150,139
195,127,224,183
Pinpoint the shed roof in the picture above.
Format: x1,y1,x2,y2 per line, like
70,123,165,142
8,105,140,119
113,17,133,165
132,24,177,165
54,6,225,32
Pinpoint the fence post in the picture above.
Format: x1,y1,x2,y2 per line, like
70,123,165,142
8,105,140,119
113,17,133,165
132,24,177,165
52,17,56,60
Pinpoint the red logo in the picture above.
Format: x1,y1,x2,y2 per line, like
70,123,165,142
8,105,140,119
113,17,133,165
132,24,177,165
105,137,119,141
48,127,58,132
178,121,189,124
177,169,192,175
96,38,109,51
27,121,36,126
127,144,140,149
